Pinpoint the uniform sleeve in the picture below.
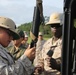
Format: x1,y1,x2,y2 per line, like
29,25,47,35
0,54,34,75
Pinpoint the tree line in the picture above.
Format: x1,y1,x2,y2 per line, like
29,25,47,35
18,16,52,38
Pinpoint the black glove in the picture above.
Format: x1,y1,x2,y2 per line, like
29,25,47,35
50,58,61,71
47,50,53,57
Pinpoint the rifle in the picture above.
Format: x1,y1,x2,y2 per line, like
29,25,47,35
30,0,44,48
30,0,44,75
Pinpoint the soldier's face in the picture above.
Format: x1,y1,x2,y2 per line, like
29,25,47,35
13,38,22,46
21,37,28,44
50,24,62,35
38,35,43,40
24,37,28,41
0,28,13,47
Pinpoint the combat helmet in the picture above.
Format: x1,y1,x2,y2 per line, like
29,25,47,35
0,16,19,40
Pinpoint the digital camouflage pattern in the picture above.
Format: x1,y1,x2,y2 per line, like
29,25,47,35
21,43,29,49
0,44,34,75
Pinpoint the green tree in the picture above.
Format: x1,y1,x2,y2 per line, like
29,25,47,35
18,16,52,38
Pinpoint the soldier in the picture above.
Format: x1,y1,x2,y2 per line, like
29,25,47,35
0,16,36,75
7,29,27,60
37,13,63,75
34,32,46,66
21,33,29,49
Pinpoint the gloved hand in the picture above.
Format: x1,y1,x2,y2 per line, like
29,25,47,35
50,58,61,71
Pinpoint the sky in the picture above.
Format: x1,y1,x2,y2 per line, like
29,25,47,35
0,0,63,26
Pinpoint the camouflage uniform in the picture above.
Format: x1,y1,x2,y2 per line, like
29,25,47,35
7,28,27,61
0,44,34,75
34,39,46,66
40,37,62,75
21,43,29,49
25,43,29,48
7,45,26,60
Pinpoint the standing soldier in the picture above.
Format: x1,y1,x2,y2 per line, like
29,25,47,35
34,32,46,66
0,16,36,75
36,13,63,75
21,33,29,49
